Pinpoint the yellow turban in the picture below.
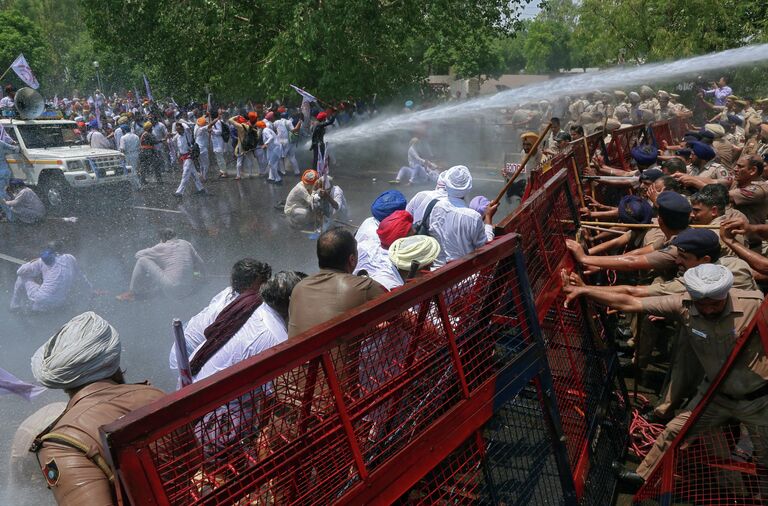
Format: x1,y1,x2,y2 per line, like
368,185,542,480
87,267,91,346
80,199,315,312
388,235,440,271
196,117,207,127
143,121,152,129
520,131,539,143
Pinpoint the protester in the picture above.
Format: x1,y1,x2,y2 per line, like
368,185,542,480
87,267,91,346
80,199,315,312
191,271,305,381
427,165,498,268
357,189,408,245
116,228,205,301
1,178,45,224
288,227,386,338
284,169,319,230
354,210,414,289
170,258,272,376
172,121,208,198
11,241,93,313
388,234,441,280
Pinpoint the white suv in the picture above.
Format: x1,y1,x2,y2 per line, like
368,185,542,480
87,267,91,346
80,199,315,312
1,116,133,211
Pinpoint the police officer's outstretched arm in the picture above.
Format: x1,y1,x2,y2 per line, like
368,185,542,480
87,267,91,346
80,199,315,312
561,268,643,312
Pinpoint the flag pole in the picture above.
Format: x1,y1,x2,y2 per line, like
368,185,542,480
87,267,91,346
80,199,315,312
0,65,13,82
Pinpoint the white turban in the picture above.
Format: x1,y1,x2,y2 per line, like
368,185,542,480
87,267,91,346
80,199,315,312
683,264,733,301
389,235,441,270
31,312,121,389
444,165,473,199
435,170,447,190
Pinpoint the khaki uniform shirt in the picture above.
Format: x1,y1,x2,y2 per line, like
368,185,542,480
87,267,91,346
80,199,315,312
37,381,165,506
713,209,748,256
730,180,768,227
642,289,766,398
696,160,731,184
712,138,736,167
645,256,756,296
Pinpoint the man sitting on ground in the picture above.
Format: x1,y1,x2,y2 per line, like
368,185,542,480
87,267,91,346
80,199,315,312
117,228,205,301
1,179,45,224
11,241,93,313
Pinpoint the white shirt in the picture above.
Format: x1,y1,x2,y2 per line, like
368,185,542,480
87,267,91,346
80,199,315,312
135,238,204,296
406,188,448,224
356,217,380,245
0,96,14,108
284,181,313,216
15,254,91,311
87,130,112,150
4,187,45,223
354,240,403,290
275,118,292,145
113,127,123,148
408,144,426,168
428,197,494,268
119,132,140,155
194,124,209,153
173,130,193,156
262,126,277,150
169,286,237,371
210,120,226,153
191,303,288,382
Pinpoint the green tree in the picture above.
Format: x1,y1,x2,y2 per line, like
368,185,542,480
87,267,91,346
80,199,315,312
0,9,51,87
79,0,523,102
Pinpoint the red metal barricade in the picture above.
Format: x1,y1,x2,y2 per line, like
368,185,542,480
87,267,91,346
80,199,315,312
102,232,584,505
103,157,630,504
606,124,646,172
648,122,673,149
633,299,768,505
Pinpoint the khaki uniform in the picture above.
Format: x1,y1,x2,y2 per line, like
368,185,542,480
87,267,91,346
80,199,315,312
712,138,737,167
713,209,748,257
730,180,768,249
689,160,731,184
636,289,767,480
36,381,165,506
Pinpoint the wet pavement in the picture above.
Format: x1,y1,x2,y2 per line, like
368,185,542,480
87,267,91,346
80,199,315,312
0,147,508,504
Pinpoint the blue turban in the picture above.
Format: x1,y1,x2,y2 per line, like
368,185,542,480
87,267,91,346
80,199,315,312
690,141,716,161
120,124,130,133
617,195,652,225
40,249,57,266
405,100,414,109
631,145,657,166
727,114,744,126
88,119,99,129
371,190,407,222
639,168,664,183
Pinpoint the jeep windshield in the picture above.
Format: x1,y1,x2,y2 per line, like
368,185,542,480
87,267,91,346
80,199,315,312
16,123,83,149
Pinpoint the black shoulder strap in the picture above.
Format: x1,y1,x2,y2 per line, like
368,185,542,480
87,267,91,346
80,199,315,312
417,198,440,235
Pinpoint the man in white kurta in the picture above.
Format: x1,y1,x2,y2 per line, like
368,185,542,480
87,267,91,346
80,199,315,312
118,125,140,184
194,117,211,181
262,124,282,184
427,166,497,268
118,229,205,300
2,182,45,224
210,116,228,177
172,123,205,197
356,189,408,246
406,172,448,224
11,248,92,312
284,170,318,229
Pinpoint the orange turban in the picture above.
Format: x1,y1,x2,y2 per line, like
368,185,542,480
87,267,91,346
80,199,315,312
247,111,258,122
301,169,318,185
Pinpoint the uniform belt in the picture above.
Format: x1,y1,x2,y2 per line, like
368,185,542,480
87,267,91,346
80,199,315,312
719,381,768,402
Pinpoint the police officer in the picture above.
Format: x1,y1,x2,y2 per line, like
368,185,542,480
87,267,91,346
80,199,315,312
563,263,767,491
673,141,731,188
29,312,165,505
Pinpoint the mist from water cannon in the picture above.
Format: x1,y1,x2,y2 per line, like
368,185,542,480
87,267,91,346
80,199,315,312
326,43,768,146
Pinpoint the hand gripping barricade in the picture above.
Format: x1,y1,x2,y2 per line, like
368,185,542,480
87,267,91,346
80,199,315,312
633,300,768,506
101,148,631,504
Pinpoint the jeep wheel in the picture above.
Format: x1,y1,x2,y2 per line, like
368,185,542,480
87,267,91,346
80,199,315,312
39,173,72,213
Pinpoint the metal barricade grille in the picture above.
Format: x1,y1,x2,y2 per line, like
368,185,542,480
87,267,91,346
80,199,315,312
634,318,768,506
396,384,568,505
